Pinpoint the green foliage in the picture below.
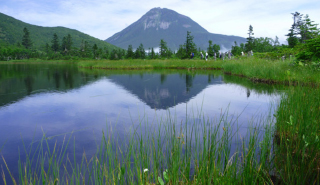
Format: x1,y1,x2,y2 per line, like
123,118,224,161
231,41,242,56
296,35,320,61
135,43,146,59
253,37,274,52
207,40,214,57
212,44,220,54
51,33,60,52
126,45,134,59
159,39,168,58
0,12,118,52
149,47,156,59
245,25,254,52
286,12,319,48
185,31,197,56
22,27,32,49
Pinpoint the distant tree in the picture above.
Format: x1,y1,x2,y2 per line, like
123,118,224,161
176,45,185,59
92,44,98,58
253,37,274,52
135,43,145,59
231,41,241,56
109,49,118,60
207,40,214,57
80,40,91,57
274,36,280,47
45,43,50,53
126,45,134,59
177,31,197,59
119,49,126,59
66,34,73,51
22,27,32,49
51,33,60,52
159,39,168,58
150,47,155,59
212,44,220,54
185,31,197,57
245,25,254,51
61,36,68,52
286,12,302,48
299,14,319,43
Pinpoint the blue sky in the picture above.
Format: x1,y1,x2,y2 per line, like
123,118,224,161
1,0,320,45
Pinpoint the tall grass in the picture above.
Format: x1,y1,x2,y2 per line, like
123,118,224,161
273,86,320,184
77,57,320,86
2,107,275,184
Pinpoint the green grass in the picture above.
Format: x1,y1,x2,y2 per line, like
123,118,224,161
2,107,276,184
77,57,320,86
77,59,225,70
273,86,320,184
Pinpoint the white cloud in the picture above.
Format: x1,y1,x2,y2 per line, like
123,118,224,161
1,0,319,44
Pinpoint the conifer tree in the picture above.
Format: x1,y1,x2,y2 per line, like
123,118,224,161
159,39,168,58
207,40,214,57
51,33,60,52
185,31,196,57
126,45,134,59
22,27,32,49
245,25,254,51
150,47,155,59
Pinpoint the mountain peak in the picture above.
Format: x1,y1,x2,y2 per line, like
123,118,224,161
105,8,245,50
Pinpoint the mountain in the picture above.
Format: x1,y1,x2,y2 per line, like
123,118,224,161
0,12,118,50
106,7,246,51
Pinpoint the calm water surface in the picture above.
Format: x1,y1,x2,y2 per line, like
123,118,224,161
0,63,283,180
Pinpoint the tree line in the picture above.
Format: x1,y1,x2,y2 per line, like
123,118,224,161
1,12,319,62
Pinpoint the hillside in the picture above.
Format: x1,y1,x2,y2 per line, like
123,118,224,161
106,7,246,50
0,12,118,50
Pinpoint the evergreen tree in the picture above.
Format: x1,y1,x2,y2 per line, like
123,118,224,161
286,12,302,48
185,31,196,57
66,34,73,51
299,14,319,43
22,27,32,49
61,36,68,52
109,49,118,60
150,47,155,59
126,45,134,59
207,40,214,57
176,45,185,59
245,25,254,51
51,33,60,52
92,44,98,58
159,39,168,58
45,43,50,54
135,43,145,59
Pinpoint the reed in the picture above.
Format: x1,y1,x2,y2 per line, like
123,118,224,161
2,107,275,184
273,86,320,184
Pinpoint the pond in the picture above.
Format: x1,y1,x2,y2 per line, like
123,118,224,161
0,63,284,182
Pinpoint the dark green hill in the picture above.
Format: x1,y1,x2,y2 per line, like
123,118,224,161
0,12,118,50
106,7,246,50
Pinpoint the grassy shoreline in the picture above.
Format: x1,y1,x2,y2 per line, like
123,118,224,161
77,57,320,86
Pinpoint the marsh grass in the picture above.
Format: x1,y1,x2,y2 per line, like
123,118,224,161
2,107,276,184
78,57,320,86
222,57,320,85
78,59,225,70
273,86,320,184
